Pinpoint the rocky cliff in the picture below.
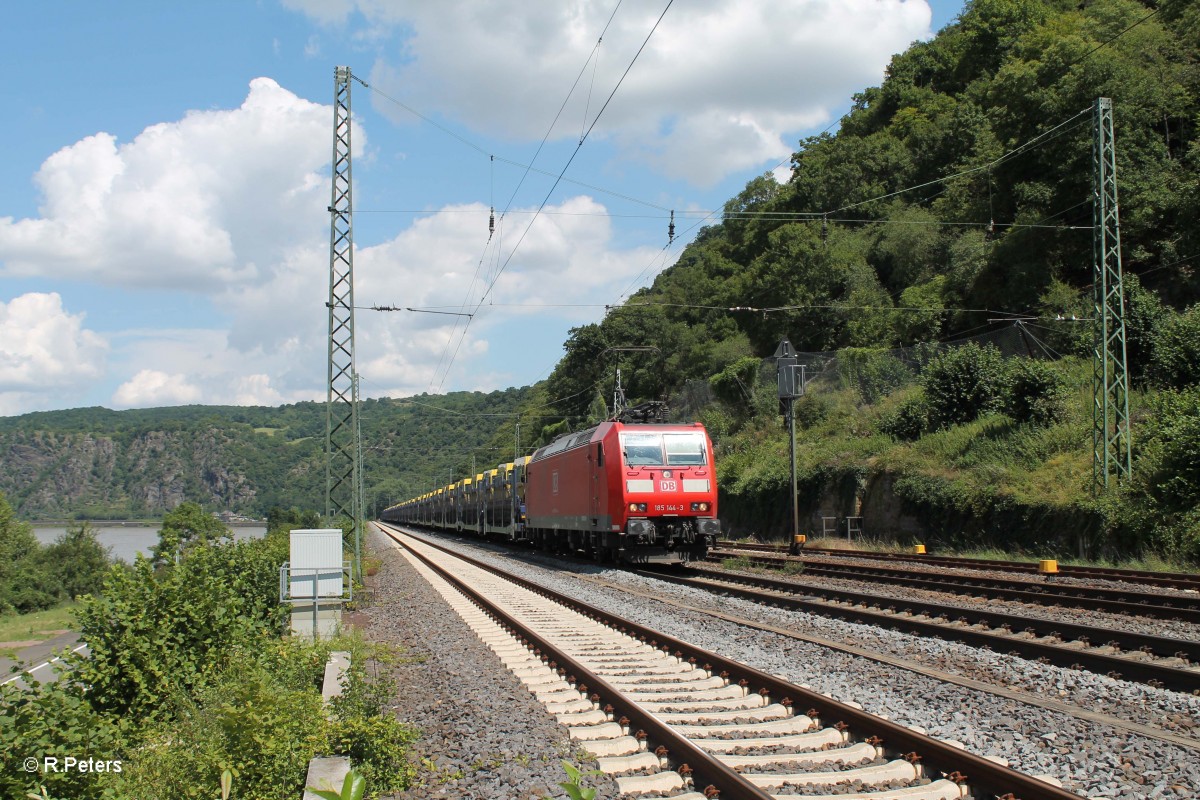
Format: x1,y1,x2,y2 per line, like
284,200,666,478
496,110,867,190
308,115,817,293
0,427,269,519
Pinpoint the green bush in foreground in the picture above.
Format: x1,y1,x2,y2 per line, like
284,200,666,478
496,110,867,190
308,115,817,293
72,537,287,721
0,677,126,800
327,641,419,794
119,639,330,800
4,528,417,800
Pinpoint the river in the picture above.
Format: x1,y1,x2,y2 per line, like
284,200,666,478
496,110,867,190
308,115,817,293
32,524,267,563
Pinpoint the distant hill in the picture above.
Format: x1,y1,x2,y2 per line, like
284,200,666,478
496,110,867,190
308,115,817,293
0,390,529,520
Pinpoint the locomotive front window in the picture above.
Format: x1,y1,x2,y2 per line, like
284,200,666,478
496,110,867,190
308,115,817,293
620,432,708,467
621,433,665,466
664,433,707,466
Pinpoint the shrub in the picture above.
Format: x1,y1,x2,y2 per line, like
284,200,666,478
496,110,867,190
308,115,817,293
0,678,126,800
42,522,112,600
792,393,829,430
151,501,232,566
837,348,914,405
120,640,331,800
1138,387,1200,513
709,356,761,409
1003,359,1069,426
72,536,288,721
920,342,1008,429
880,394,929,441
327,640,418,795
0,493,40,614
1151,304,1200,390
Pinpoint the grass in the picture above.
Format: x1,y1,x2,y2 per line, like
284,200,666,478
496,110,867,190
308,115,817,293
0,601,78,658
720,556,753,571
804,536,904,553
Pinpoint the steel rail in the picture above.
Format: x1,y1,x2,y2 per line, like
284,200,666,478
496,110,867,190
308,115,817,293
708,549,1200,623
379,523,1086,800
384,527,774,800
719,541,1200,591
653,564,1200,694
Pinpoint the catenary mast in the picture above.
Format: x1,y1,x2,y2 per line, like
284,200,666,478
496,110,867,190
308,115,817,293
325,65,362,573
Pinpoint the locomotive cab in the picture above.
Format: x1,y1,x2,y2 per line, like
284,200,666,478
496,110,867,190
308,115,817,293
524,416,720,564
617,427,720,562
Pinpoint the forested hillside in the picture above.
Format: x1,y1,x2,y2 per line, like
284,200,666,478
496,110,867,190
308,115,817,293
534,0,1197,416
500,0,1200,560
0,389,530,519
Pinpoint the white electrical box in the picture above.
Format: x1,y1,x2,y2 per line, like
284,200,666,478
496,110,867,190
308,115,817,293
289,528,344,598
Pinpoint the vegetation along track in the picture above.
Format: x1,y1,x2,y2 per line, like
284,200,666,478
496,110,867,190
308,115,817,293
376,522,1082,800
717,542,1200,593
654,563,1200,695
707,548,1200,624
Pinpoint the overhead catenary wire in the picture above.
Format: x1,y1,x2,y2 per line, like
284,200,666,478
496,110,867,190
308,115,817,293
433,0,674,392
820,107,1091,218
393,0,629,393
361,7,1160,405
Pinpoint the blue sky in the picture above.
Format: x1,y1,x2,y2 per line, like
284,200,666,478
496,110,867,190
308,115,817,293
0,0,965,415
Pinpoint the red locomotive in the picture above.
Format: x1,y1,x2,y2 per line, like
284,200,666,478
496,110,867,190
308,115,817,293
524,402,719,563
381,402,720,564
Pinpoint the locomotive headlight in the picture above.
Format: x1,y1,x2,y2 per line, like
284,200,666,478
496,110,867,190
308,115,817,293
628,502,647,512
691,502,710,512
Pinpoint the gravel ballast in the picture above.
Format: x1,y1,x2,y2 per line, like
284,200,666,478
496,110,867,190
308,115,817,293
376,528,1200,799
360,527,619,800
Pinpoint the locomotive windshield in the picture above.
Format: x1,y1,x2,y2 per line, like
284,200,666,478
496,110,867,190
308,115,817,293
620,432,707,467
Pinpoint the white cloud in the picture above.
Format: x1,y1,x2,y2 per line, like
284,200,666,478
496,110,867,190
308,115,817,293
0,293,108,409
113,369,203,408
105,326,321,411
360,197,656,360
0,78,336,291
230,374,288,406
213,193,662,400
292,0,933,186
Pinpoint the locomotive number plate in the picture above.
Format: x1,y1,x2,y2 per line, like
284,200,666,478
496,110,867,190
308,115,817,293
653,504,683,512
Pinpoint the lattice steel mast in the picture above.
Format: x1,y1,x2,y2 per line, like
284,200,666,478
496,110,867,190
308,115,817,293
1091,96,1132,492
326,66,362,563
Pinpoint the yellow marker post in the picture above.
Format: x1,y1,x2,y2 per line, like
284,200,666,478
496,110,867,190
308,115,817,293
913,544,926,555
1038,559,1059,574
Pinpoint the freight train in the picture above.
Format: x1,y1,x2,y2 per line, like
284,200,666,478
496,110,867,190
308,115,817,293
380,402,721,563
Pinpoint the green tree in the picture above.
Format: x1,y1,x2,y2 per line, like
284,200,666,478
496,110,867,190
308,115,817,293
838,348,914,405
152,502,230,566
0,492,40,613
41,522,112,600
1151,304,1200,390
920,342,1009,428
1003,359,1068,426
73,536,287,720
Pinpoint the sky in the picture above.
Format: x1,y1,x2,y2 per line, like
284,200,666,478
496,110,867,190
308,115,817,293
0,0,966,417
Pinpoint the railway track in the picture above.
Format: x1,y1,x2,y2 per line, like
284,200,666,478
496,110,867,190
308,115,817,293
655,563,1200,694
707,548,1200,623
718,541,1200,593
377,522,1082,799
